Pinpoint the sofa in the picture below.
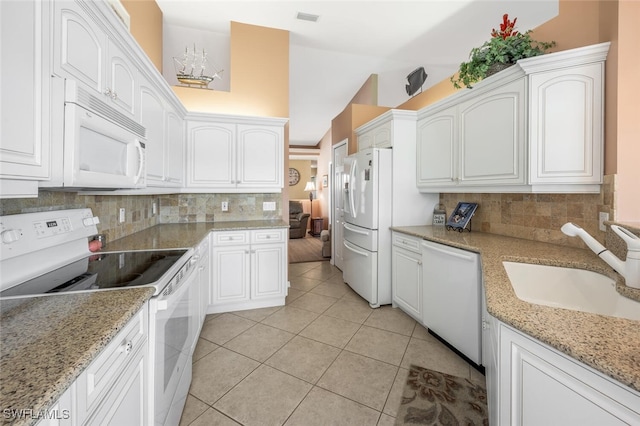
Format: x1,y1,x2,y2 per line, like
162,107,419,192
289,201,310,239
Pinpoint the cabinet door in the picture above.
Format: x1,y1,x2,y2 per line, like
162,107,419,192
211,245,250,304
458,78,526,185
198,247,210,323
106,38,137,118
85,347,147,426
140,86,165,184
54,0,105,95
416,106,457,187
165,110,184,186
529,63,603,185
391,245,422,320
372,121,392,148
237,124,283,189
187,122,236,188
357,131,373,151
500,325,639,425
0,0,51,185
251,243,285,299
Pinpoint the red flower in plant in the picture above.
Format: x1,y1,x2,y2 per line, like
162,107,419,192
491,14,519,39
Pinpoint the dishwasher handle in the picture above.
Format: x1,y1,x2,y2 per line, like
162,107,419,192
421,241,476,262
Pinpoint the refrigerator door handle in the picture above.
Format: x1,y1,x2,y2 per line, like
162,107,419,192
344,223,370,235
349,160,358,218
343,240,370,257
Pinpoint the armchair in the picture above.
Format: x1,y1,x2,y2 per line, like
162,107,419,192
289,200,310,239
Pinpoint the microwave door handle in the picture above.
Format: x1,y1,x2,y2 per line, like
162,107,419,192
134,139,144,184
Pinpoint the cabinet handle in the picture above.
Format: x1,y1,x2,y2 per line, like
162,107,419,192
112,91,118,100
120,341,133,355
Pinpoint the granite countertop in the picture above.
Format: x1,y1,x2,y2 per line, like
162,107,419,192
0,220,289,425
391,225,640,393
104,220,288,251
0,288,153,426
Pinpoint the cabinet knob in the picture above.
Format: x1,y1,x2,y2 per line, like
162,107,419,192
120,341,133,355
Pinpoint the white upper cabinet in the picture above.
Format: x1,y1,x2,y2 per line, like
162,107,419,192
237,124,282,189
528,63,603,186
416,42,610,193
357,120,392,151
165,108,185,186
0,0,54,198
140,84,166,185
458,78,526,186
53,0,139,120
186,114,286,193
417,105,457,186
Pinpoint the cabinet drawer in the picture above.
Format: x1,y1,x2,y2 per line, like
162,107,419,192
251,229,285,244
392,233,421,253
212,231,250,245
76,304,148,420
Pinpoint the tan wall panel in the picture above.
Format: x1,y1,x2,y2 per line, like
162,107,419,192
121,0,163,72
174,22,289,118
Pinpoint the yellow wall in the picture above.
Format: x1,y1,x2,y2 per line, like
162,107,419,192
121,0,163,72
614,1,640,223
172,22,289,119
288,160,314,199
331,104,390,154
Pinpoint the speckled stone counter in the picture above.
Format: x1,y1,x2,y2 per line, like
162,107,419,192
103,220,288,251
0,220,288,426
391,225,640,393
0,288,153,426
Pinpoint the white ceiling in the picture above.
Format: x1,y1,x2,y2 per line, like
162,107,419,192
156,0,559,146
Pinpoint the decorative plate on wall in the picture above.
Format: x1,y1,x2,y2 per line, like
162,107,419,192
289,168,300,186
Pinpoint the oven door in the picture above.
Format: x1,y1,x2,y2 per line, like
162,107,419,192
149,267,199,426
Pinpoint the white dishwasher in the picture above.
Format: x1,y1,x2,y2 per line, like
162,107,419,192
421,240,482,366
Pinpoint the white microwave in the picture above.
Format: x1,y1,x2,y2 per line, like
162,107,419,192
43,80,146,190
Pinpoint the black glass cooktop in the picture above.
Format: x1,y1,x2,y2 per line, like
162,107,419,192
0,250,188,298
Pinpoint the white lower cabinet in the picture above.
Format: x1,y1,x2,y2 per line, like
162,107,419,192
210,228,287,313
484,310,640,425
40,304,148,426
391,232,423,321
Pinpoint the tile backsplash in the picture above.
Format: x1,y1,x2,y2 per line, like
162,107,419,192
0,174,622,251
439,174,615,249
158,193,282,223
0,192,282,244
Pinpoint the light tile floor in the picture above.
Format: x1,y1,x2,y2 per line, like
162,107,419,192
180,261,486,426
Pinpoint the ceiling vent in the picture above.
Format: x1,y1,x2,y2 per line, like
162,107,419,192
296,12,319,22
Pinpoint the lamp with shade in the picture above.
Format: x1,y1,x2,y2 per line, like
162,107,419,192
304,181,316,218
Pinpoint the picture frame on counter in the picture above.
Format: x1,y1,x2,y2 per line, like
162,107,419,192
446,202,478,232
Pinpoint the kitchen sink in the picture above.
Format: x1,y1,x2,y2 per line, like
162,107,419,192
502,261,640,321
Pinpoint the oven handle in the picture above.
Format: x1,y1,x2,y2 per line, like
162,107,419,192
156,300,169,311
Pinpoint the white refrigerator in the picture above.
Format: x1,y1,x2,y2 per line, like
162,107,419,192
342,148,392,307
342,147,439,308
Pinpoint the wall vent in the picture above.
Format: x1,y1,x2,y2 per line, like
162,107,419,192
296,12,319,22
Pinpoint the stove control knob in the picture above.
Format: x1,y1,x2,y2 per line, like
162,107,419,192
1,229,21,244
